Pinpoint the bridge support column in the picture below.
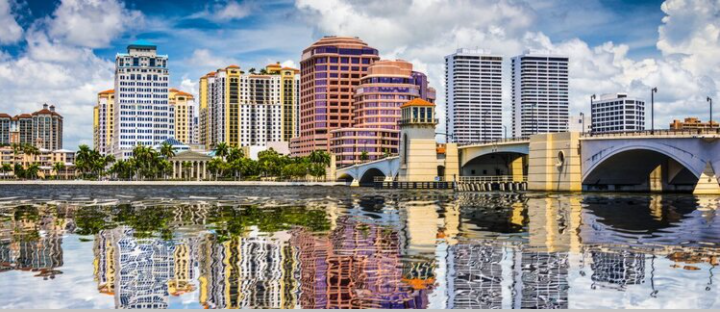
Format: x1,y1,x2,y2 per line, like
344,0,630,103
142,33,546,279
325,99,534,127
350,179,360,187
510,156,524,182
649,165,663,192
444,143,460,182
528,132,582,192
694,162,720,195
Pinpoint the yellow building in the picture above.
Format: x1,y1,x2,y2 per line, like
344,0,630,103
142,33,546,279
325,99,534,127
169,89,196,145
199,64,299,150
93,89,115,155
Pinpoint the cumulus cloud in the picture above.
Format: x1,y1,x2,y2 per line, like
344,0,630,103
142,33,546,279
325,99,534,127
295,0,720,133
191,0,254,22
0,0,140,148
185,48,240,72
47,0,143,49
0,0,23,44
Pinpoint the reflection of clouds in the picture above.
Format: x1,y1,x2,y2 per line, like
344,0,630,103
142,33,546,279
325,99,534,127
0,237,115,309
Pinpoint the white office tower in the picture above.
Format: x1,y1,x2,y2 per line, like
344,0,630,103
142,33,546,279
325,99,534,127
445,49,503,143
112,40,172,159
591,93,645,133
511,51,569,138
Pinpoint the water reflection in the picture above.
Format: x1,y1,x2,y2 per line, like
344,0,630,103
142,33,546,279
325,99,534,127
0,192,719,308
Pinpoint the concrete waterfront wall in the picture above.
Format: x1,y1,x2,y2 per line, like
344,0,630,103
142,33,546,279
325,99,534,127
527,132,582,192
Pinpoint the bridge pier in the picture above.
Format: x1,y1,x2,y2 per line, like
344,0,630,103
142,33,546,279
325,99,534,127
694,162,720,195
528,132,582,192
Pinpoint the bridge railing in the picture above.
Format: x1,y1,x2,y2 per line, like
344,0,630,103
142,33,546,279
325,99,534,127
581,129,720,138
458,137,530,147
374,176,448,182
459,176,528,183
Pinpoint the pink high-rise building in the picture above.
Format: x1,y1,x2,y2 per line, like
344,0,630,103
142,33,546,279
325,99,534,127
330,60,435,167
290,37,380,156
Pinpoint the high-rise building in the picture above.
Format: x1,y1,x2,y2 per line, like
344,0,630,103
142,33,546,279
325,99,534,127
93,89,115,154
112,40,171,159
445,49,503,143
511,51,569,138
0,104,63,150
0,114,11,145
169,88,196,144
591,93,645,133
266,63,301,142
291,36,380,156
200,64,299,149
329,60,435,166
31,104,63,150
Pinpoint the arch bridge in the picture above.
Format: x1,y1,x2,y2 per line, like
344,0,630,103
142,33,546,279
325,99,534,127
336,156,401,186
335,130,720,194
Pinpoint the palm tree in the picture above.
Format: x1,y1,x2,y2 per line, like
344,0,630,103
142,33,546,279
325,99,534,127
13,163,24,180
52,162,66,180
359,151,369,161
159,142,175,159
75,144,94,178
1,163,12,180
214,142,230,161
25,163,40,180
227,147,244,162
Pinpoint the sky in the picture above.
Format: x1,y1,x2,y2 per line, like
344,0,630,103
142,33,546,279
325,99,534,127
0,0,718,148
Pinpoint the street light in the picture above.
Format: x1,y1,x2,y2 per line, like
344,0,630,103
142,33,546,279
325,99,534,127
502,125,508,140
579,112,585,134
651,87,658,133
708,96,714,129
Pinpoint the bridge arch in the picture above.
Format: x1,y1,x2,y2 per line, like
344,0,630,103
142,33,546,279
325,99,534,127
582,146,702,192
359,168,388,185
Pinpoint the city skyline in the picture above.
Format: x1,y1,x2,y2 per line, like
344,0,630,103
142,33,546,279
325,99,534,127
0,0,717,149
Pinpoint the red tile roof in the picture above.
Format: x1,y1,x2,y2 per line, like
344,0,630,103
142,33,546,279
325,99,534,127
400,98,435,108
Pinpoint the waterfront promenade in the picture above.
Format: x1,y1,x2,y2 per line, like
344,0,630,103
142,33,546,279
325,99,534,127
0,180,346,187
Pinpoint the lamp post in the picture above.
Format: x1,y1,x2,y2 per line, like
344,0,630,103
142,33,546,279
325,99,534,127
590,94,596,134
502,125,507,140
651,87,657,133
579,112,586,134
708,96,714,129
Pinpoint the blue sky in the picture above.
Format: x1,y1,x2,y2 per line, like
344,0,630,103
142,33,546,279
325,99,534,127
0,0,717,148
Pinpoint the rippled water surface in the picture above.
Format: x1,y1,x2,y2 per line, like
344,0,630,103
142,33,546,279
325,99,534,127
1,186,719,309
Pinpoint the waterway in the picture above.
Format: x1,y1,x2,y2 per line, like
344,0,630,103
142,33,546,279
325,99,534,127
0,186,719,309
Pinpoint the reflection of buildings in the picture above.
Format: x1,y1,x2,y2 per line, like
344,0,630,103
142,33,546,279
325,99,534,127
196,232,299,309
93,230,118,295
590,251,645,290
520,251,569,309
115,228,175,309
291,217,431,309
0,210,65,279
448,243,503,309
93,228,176,309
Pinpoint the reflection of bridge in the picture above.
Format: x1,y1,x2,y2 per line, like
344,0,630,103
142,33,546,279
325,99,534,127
336,130,720,193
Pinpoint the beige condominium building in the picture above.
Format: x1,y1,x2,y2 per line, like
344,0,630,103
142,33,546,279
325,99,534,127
199,64,299,149
169,88,196,145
